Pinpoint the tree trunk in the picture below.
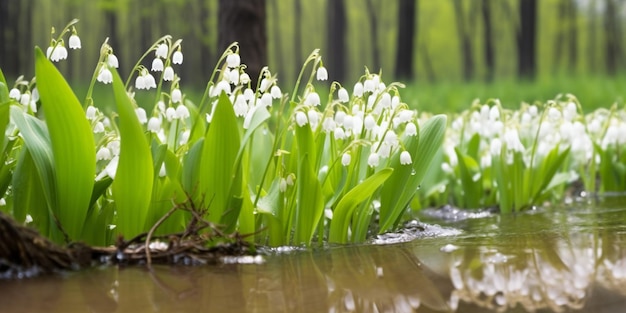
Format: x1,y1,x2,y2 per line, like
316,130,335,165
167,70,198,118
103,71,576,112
0,1,19,80
482,0,495,82
552,0,567,74
326,0,347,82
365,0,381,72
394,0,417,80
516,0,537,80
588,0,598,73
218,0,267,87
452,0,474,81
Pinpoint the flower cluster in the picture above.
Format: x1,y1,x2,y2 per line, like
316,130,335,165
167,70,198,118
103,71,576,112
46,20,81,62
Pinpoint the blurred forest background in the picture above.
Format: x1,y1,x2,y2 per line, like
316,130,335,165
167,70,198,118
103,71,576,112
1,0,626,110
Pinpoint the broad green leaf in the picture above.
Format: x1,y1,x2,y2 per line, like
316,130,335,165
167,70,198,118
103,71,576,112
12,148,50,235
330,168,393,244
182,138,204,194
294,154,324,245
379,115,446,233
10,107,56,218
455,148,482,209
35,47,95,240
199,92,240,226
110,67,154,238
0,67,6,86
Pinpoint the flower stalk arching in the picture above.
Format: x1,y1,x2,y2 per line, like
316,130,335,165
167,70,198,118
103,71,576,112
123,35,172,88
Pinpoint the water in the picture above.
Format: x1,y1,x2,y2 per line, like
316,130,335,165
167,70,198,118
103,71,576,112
2,202,626,312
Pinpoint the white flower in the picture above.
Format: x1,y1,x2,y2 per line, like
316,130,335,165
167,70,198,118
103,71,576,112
405,122,417,136
151,58,164,71
93,121,105,133
380,93,391,108
97,67,113,84
46,46,53,58
261,92,273,107
104,155,119,179
86,106,98,120
175,104,190,119
334,127,346,140
165,107,177,121
226,53,241,68
322,117,336,133
50,45,68,62
307,110,320,128
144,73,157,89
364,78,376,93
155,44,169,59
69,34,81,49
341,153,351,166
9,88,21,101
271,85,282,99
548,107,561,121
233,96,248,117
304,92,321,106
135,75,146,90
179,130,190,145
213,80,231,96
391,95,400,109
334,111,346,125
338,88,349,103
96,147,112,161
172,50,183,64
20,93,30,106
240,73,251,85
163,66,175,81
259,79,270,92
227,69,240,85
295,111,308,127
105,54,118,68
504,129,525,152
171,88,182,103
107,140,121,156
147,117,162,133
353,82,364,97
563,102,577,122
364,115,376,130
316,66,328,81
135,108,148,124
367,152,380,167
490,138,502,156
400,151,412,165
31,88,39,102
243,88,255,101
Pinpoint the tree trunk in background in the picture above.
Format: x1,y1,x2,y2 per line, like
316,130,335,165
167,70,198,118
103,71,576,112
516,0,537,80
452,0,474,81
365,0,381,72
0,1,19,79
294,0,303,81
218,0,267,87
394,0,417,81
604,0,621,76
482,0,495,82
326,0,347,82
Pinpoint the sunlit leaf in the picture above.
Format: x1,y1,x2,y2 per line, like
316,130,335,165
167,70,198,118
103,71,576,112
35,47,95,240
110,67,154,238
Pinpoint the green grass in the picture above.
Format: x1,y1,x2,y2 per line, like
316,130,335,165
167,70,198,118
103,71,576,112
400,75,626,113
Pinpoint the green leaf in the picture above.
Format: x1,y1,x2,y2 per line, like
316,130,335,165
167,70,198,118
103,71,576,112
330,168,393,244
199,92,240,226
455,148,482,209
294,154,325,245
379,115,446,233
110,67,154,238
10,107,57,221
35,47,96,240
12,148,50,235
0,67,6,86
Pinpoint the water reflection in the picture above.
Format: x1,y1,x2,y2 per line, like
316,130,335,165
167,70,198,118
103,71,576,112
2,206,626,312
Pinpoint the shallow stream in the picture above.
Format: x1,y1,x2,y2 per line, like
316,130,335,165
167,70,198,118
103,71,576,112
2,200,626,312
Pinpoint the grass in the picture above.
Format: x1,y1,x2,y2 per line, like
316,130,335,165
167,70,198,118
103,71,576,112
400,75,626,113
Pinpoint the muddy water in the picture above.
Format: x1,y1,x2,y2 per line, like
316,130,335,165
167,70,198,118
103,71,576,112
2,202,626,312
